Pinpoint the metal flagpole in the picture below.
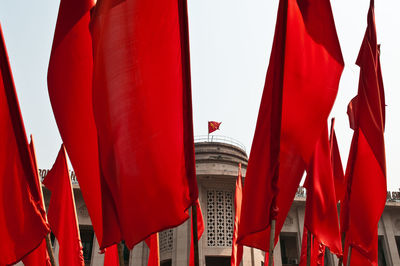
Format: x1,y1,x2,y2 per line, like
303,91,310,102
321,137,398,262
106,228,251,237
31,135,56,266
268,220,276,266
306,231,311,266
192,204,200,266
346,246,352,266
117,242,125,266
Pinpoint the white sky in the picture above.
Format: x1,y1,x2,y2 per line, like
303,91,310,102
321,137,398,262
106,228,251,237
0,0,399,190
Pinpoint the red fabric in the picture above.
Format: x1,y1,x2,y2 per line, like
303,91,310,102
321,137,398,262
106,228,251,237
22,137,51,266
231,164,243,266
237,0,343,251
104,244,119,266
342,235,378,266
145,233,160,266
299,229,325,266
341,1,386,264
208,121,222,134
22,239,51,266
43,145,85,266
329,119,345,203
0,25,49,266
304,124,341,255
47,0,116,248
89,0,198,249
189,200,204,266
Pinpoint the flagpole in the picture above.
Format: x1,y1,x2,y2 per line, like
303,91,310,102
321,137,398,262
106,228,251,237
30,136,56,266
306,231,311,266
117,242,125,266
192,204,200,266
45,235,56,266
338,231,345,266
268,219,275,266
346,246,352,266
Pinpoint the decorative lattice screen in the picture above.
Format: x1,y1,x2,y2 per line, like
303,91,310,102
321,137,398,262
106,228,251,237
159,229,174,253
207,189,234,247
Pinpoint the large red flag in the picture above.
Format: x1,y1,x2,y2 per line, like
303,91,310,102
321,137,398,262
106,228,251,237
22,137,51,266
329,119,345,203
0,25,49,265
189,200,204,266
89,0,199,249
103,244,119,266
341,1,387,264
237,0,344,252
145,234,160,266
47,0,117,248
43,145,85,266
231,164,243,266
303,124,341,256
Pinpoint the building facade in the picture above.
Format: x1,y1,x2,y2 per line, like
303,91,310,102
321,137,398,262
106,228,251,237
33,139,400,266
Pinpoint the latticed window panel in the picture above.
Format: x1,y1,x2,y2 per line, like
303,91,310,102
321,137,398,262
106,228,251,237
207,189,234,247
159,229,174,253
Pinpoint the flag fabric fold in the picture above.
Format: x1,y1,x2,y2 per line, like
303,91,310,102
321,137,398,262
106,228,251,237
303,124,342,256
145,233,160,266
22,137,51,266
208,121,222,134
231,164,244,266
0,24,50,266
89,0,198,249
47,0,115,248
48,0,199,249
43,145,85,266
237,0,344,252
341,1,387,264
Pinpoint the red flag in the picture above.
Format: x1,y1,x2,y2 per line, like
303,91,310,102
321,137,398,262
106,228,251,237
89,0,199,249
0,25,50,265
145,234,160,266
43,145,85,266
104,244,119,266
303,124,341,256
189,200,204,266
208,121,222,134
237,0,343,252
341,1,386,263
47,0,117,248
231,164,243,266
329,119,345,203
299,229,325,266
22,137,51,266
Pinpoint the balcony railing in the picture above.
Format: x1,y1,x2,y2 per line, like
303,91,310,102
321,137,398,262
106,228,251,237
37,166,400,203
38,169,78,184
194,135,246,152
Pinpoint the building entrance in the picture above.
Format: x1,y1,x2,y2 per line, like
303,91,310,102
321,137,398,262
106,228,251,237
205,256,231,266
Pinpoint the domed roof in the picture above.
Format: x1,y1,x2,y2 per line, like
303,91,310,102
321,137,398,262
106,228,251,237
194,136,248,178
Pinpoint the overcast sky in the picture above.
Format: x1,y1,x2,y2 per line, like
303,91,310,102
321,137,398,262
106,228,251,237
0,0,399,190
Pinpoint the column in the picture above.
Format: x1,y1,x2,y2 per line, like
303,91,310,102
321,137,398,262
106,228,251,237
130,241,146,266
90,236,104,266
173,220,189,266
381,213,400,266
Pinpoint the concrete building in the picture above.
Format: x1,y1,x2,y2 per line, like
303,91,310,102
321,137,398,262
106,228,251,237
36,138,400,266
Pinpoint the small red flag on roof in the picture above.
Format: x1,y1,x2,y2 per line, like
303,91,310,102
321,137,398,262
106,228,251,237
208,121,221,134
